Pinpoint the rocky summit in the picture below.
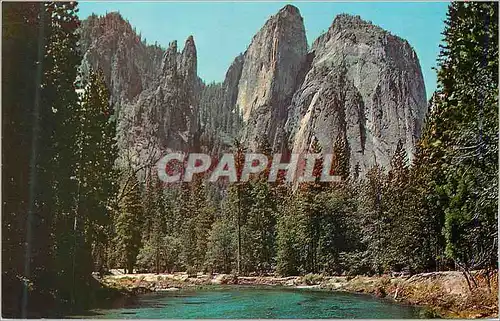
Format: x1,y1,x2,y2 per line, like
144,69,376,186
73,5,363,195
235,5,308,151
80,5,428,176
284,13,427,174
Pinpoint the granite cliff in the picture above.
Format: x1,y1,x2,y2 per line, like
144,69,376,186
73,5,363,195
80,12,164,109
117,37,202,168
285,13,427,173
235,5,307,151
222,6,427,174
80,5,427,174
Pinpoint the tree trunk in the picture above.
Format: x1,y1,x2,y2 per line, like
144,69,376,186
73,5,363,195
485,268,492,293
237,185,242,276
156,247,160,275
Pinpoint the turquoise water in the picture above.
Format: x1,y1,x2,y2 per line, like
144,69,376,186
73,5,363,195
84,286,420,319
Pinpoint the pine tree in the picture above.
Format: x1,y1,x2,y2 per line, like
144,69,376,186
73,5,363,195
178,181,197,271
409,141,447,272
230,138,248,275
3,1,100,314
419,2,498,285
193,182,216,272
76,68,118,277
205,218,236,274
37,1,82,310
383,140,410,270
277,137,326,275
332,135,350,181
276,194,307,275
240,136,277,273
245,180,277,273
316,185,357,275
137,171,169,273
115,174,143,273
179,175,215,272
357,164,387,274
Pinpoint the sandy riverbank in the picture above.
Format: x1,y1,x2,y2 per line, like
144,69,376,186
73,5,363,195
100,270,498,319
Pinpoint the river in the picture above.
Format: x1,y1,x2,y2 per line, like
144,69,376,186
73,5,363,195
78,286,421,318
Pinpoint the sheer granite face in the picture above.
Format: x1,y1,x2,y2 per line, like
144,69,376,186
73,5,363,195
80,5,427,177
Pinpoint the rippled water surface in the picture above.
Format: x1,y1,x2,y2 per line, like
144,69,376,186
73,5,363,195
83,286,420,319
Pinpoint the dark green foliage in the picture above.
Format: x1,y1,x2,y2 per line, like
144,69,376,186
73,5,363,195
355,142,444,275
76,68,119,277
2,2,44,316
137,172,170,273
244,180,277,273
357,164,387,274
205,218,236,274
423,1,498,281
2,2,122,316
315,187,358,275
46,1,86,307
180,177,215,271
276,191,306,276
198,83,243,153
114,174,143,273
277,138,328,275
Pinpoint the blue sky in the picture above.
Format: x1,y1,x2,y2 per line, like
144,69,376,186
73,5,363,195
78,1,450,99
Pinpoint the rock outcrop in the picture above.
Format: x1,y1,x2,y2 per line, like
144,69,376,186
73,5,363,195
80,12,203,165
198,55,245,154
80,5,428,175
80,12,164,109
214,6,427,174
284,14,427,174
117,36,202,166
235,5,308,150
